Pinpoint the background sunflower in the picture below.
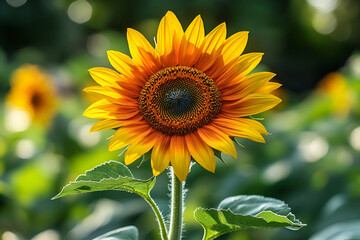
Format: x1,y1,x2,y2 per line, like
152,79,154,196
6,65,58,126
0,1,360,240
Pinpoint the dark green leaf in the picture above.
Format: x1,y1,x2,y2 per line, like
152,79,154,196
218,195,291,216
194,195,305,240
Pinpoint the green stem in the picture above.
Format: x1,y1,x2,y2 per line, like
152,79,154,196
145,196,169,240
168,168,183,240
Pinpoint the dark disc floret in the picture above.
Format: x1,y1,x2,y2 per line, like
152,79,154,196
139,66,222,136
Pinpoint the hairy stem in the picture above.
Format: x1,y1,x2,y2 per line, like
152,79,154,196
145,196,169,240
168,168,183,240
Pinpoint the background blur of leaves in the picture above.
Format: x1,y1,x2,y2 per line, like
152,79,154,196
0,0,360,239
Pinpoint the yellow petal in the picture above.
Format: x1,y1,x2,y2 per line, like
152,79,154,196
216,116,268,135
197,125,237,158
156,11,184,66
108,124,153,151
83,86,122,100
221,72,276,100
185,132,215,173
237,118,267,135
127,28,160,74
212,118,265,143
221,31,248,65
151,134,171,176
222,93,281,117
170,135,191,182
107,50,145,85
256,82,282,93
206,31,249,79
83,99,139,120
195,23,227,72
237,52,264,75
216,53,263,87
117,84,142,99
237,72,276,97
88,67,121,87
127,28,156,62
83,99,117,119
178,15,205,66
89,119,124,133
124,132,159,165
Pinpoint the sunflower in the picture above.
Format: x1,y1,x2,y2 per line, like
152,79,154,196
316,72,353,117
6,65,58,126
84,11,281,181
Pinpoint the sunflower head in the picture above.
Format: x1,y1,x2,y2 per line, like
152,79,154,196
84,11,281,181
6,65,58,126
316,72,352,117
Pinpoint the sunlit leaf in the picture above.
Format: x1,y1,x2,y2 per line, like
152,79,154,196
194,195,305,240
94,225,139,240
52,161,155,200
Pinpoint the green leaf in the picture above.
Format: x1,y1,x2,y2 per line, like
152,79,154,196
194,195,306,240
309,220,360,240
52,161,155,200
94,226,139,240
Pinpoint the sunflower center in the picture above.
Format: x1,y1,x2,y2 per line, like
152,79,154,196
139,66,222,135
31,92,43,110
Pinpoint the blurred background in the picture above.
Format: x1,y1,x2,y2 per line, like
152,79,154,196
1,0,360,239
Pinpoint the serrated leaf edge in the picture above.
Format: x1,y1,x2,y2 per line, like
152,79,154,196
195,207,305,226
194,207,305,240
52,174,155,200
255,210,306,226
75,160,134,181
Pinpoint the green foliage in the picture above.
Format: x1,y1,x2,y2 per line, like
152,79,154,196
309,220,360,240
194,195,305,240
94,226,139,240
52,161,168,240
52,161,155,200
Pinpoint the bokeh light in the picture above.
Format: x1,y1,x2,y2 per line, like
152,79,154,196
307,0,338,12
2,231,21,240
67,0,92,24
5,0,27,8
4,109,31,132
32,230,60,240
15,139,36,159
298,132,329,162
350,126,360,150
312,12,337,35
86,34,110,57
262,160,291,184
